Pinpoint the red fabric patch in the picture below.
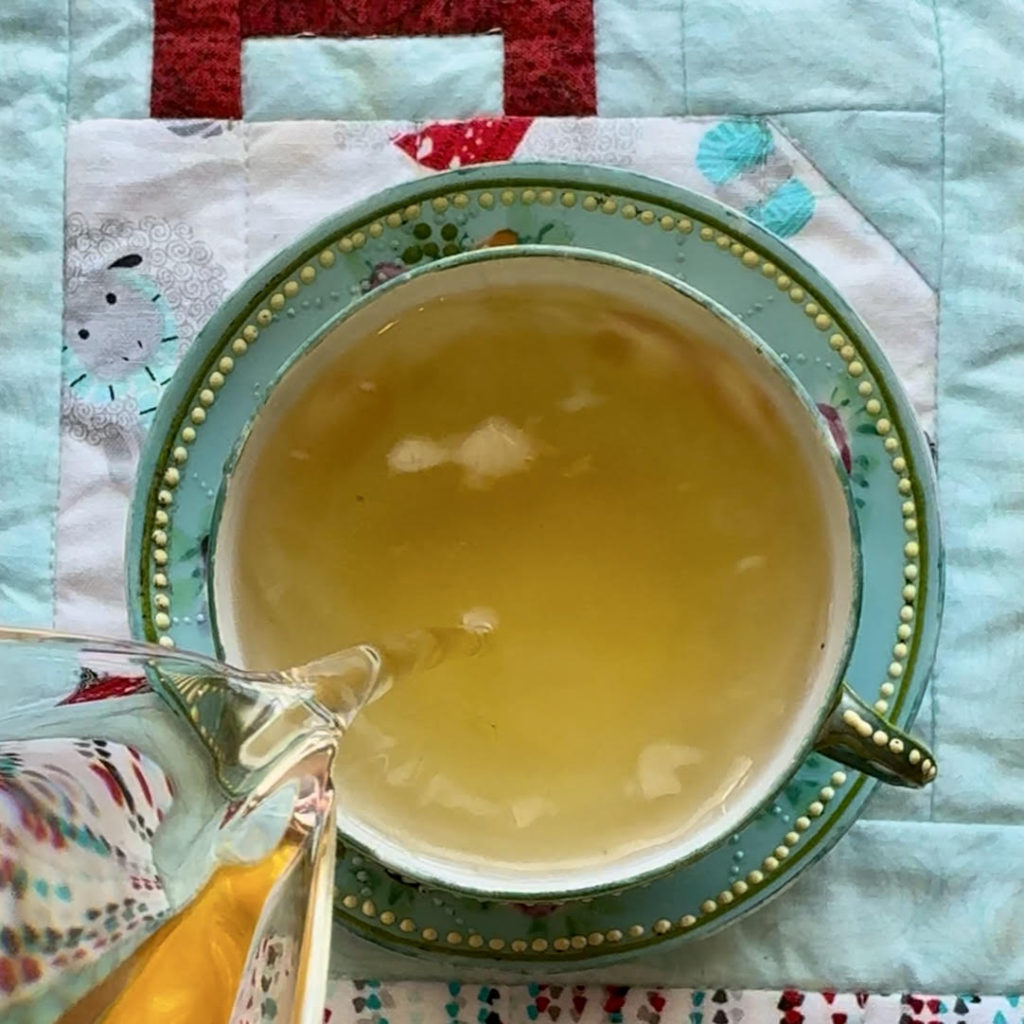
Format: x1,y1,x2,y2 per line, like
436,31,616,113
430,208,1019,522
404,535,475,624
151,0,595,118
392,117,532,170
152,0,242,118
502,0,595,115
239,0,494,39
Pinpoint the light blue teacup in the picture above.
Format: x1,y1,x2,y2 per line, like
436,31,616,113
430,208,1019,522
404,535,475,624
208,246,936,902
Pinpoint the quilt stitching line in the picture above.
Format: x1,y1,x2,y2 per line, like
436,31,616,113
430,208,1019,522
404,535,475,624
51,0,74,627
242,115,251,280
695,104,943,117
928,0,948,829
680,0,689,115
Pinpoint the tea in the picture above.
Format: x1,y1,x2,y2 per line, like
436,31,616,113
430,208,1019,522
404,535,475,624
220,262,843,883
61,846,291,1024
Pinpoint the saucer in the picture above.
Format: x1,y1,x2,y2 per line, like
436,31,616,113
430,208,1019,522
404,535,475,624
127,163,942,965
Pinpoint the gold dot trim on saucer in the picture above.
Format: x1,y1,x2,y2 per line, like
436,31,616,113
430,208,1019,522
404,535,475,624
141,184,928,957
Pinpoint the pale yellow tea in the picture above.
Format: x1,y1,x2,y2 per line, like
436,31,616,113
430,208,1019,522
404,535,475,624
220,260,844,884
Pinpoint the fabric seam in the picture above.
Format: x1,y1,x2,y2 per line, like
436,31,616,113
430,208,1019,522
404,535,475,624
219,105,944,121
243,128,251,277
679,0,689,115
689,104,942,116
770,114,941,293
928,0,947,829
50,0,74,627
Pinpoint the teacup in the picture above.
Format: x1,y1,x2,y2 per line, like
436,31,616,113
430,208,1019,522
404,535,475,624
210,247,935,901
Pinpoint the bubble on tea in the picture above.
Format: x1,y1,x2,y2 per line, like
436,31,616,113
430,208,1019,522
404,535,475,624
461,605,498,635
559,382,603,413
387,436,449,474
628,742,705,801
511,795,558,829
455,417,538,487
386,417,541,488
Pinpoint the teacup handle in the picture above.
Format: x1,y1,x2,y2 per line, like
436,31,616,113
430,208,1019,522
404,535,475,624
814,684,937,788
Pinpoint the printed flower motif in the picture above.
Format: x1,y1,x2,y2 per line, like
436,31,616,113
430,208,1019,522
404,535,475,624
777,988,806,1024
61,214,227,455
392,117,533,171
164,120,224,139
603,986,628,1023
695,119,815,238
902,993,947,1024
363,261,405,293
64,252,178,413
512,902,559,918
472,222,572,252
59,669,150,705
528,983,565,1022
356,214,573,289
0,738,173,1009
819,390,875,509
952,995,981,1015
745,179,815,239
817,403,852,473
475,228,520,249
697,119,774,185
637,991,668,1024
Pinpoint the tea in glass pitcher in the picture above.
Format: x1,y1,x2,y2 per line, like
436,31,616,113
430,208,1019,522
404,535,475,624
0,631,340,1024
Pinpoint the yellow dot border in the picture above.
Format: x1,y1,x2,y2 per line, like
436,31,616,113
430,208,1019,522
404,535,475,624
140,183,932,956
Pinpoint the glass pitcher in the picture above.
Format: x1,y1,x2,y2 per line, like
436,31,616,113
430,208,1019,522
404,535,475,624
0,627,346,1024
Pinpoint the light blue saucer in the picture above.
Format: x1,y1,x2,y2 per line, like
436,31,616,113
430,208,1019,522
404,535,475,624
127,163,941,965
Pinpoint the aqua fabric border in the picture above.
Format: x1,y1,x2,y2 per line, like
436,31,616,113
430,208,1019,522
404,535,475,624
241,36,503,121
332,821,1024,990
0,0,69,626
931,0,1024,828
68,0,150,119
775,112,943,290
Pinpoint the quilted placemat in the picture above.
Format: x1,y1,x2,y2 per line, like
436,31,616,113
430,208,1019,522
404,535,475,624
2,0,1023,1010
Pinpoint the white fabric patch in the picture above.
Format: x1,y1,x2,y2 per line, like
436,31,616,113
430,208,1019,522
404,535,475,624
57,119,246,635
245,120,420,266
58,116,936,638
